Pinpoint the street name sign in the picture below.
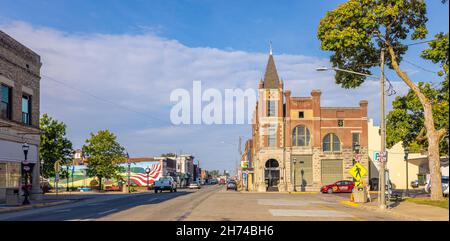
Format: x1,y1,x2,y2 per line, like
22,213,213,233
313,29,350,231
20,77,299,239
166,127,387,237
349,162,367,181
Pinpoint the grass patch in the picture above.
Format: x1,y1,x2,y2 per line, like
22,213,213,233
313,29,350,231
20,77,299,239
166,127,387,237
404,197,449,209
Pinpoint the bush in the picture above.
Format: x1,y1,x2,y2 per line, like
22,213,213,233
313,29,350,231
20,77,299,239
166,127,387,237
90,179,99,186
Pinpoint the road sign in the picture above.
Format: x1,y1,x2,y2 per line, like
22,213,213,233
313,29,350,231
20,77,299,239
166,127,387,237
354,181,363,188
349,162,367,181
55,173,60,182
374,151,388,162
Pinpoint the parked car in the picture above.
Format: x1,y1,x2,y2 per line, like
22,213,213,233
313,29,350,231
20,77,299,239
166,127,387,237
424,176,449,197
321,180,355,194
154,176,177,193
226,181,237,191
210,179,218,185
219,178,226,185
105,185,121,192
188,181,201,189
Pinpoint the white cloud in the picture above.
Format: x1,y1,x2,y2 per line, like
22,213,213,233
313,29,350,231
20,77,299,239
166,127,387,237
0,20,409,173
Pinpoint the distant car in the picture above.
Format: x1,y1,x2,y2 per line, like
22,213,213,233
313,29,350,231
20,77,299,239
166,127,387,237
411,180,420,188
188,182,201,189
425,176,449,197
321,180,355,194
219,179,226,185
369,178,379,191
226,181,237,191
210,179,218,185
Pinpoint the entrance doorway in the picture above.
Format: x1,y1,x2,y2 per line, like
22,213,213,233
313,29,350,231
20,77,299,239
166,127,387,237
265,159,279,192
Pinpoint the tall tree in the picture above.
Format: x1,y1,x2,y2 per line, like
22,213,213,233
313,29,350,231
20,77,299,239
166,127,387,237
387,33,448,155
82,130,126,190
318,0,448,200
39,113,74,178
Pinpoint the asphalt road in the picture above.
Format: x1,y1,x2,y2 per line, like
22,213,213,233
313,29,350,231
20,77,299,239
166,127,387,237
0,185,404,221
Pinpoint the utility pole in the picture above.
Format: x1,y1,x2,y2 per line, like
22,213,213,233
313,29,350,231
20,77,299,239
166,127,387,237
379,48,387,210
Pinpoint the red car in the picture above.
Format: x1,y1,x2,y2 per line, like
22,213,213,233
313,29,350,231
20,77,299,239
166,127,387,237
321,180,354,194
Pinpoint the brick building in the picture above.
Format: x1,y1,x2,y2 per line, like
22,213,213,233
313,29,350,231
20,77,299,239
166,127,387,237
0,30,42,201
251,50,369,192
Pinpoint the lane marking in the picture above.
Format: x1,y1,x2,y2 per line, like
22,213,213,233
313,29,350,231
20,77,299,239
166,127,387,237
269,209,353,218
98,209,118,215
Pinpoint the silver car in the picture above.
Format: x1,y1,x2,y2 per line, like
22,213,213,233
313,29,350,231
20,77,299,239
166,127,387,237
424,176,449,197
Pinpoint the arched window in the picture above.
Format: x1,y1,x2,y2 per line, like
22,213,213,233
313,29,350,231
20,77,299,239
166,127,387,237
323,133,341,152
292,125,311,146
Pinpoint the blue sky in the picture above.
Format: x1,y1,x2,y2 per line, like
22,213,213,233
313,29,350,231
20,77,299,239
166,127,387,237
0,1,448,174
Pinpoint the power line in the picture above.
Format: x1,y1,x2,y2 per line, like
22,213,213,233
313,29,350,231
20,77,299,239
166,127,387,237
42,74,174,126
402,59,438,74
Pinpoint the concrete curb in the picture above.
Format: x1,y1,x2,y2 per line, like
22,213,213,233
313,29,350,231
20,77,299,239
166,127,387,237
339,200,437,221
0,200,74,214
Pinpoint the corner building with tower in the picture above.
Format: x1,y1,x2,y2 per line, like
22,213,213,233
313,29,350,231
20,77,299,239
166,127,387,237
250,50,369,192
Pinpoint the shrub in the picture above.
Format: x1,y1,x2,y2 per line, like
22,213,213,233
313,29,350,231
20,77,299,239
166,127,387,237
90,179,99,186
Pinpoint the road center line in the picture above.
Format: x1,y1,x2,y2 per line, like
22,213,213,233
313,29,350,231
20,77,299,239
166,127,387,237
98,209,118,215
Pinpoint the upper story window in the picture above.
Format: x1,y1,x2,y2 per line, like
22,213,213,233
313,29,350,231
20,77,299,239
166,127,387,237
352,133,361,151
268,124,276,147
267,100,276,117
1,84,12,120
323,133,341,152
22,95,31,125
298,111,304,118
292,125,311,146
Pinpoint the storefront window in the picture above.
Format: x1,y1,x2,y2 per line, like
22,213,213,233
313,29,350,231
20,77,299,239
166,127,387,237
0,162,21,188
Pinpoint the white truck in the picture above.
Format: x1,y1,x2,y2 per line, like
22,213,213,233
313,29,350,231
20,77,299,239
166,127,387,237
154,176,177,193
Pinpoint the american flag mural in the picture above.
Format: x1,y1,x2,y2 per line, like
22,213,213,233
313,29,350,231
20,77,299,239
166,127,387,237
130,163,162,186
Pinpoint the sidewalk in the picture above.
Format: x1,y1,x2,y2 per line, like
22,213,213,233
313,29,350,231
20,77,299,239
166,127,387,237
0,190,152,214
342,197,449,221
0,199,74,214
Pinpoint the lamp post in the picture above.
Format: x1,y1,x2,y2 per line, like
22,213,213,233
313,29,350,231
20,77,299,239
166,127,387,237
145,167,151,190
126,152,131,193
403,143,409,197
293,158,297,192
22,143,30,205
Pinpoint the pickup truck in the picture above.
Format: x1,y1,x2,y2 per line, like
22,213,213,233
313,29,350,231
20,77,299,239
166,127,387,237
154,176,177,193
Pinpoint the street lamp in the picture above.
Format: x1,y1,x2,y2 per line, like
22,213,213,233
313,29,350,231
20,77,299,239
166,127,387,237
293,158,297,192
403,143,409,197
22,143,30,205
126,152,131,193
316,67,379,79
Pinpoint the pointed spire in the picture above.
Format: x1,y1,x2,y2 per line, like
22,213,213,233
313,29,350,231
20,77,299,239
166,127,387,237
269,41,273,55
263,43,280,89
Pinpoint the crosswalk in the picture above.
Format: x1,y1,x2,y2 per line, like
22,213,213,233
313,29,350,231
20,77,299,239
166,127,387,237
258,199,354,219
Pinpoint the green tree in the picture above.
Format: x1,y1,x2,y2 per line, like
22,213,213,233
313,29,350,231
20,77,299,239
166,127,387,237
387,33,449,155
39,113,74,178
82,130,126,190
161,153,177,157
318,0,447,200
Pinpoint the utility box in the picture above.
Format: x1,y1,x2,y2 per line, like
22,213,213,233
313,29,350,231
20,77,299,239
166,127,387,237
5,188,21,206
353,186,368,203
